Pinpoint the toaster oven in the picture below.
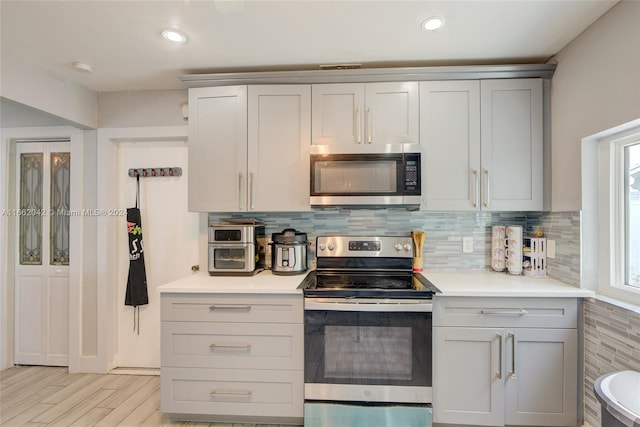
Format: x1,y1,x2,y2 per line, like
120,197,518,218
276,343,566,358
208,224,266,275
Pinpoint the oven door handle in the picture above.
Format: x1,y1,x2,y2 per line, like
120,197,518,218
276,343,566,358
304,299,432,312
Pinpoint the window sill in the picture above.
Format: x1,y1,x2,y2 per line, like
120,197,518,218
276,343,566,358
594,293,640,315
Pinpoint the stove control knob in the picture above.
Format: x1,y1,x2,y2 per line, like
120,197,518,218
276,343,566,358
319,243,326,251
327,242,335,251
403,243,412,252
394,243,403,251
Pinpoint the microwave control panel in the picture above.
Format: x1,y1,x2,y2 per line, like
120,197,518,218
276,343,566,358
404,153,421,193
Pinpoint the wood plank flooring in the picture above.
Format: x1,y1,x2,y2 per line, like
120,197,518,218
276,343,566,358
1,366,301,427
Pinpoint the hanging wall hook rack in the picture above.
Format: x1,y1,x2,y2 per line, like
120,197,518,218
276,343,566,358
128,167,182,178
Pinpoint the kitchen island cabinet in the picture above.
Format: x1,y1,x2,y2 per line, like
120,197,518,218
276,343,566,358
420,78,543,211
187,85,310,212
433,296,579,427
311,82,419,147
160,291,303,424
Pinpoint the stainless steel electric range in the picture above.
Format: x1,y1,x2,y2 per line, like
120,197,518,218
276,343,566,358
299,235,439,427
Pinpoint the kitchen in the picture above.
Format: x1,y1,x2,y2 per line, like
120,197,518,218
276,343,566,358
1,1,639,427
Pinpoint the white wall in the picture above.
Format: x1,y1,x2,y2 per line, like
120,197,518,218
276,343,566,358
550,0,640,211
98,90,188,128
0,50,98,130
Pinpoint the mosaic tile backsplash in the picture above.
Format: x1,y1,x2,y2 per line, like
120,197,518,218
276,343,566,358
209,210,580,281
583,298,640,427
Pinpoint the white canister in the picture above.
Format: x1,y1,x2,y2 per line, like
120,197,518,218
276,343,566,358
505,225,523,275
491,226,506,271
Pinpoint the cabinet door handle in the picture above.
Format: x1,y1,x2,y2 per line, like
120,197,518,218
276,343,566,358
209,343,251,351
471,169,478,208
496,333,503,379
238,173,244,210
481,309,528,316
366,107,372,144
483,169,490,208
355,107,361,144
210,390,252,398
508,332,516,379
209,305,251,311
249,172,254,210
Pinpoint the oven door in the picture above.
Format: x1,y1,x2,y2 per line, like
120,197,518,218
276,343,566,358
208,243,255,273
304,298,432,404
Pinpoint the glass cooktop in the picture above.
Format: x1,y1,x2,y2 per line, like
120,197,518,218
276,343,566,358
300,270,439,299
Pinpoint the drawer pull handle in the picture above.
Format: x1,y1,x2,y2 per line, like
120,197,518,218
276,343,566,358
209,305,251,311
210,390,252,398
209,343,251,351
480,309,528,316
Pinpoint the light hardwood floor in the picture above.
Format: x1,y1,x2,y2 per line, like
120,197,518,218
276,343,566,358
0,366,302,427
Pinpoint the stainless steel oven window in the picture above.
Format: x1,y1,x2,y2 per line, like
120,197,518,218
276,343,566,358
324,325,412,380
213,247,247,269
304,310,431,388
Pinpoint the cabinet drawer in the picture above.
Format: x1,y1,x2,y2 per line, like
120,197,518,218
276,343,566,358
161,294,303,323
433,297,577,328
161,367,303,418
162,322,303,370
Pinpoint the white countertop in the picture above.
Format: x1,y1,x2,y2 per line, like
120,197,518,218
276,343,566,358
157,268,594,298
424,270,594,298
157,270,305,294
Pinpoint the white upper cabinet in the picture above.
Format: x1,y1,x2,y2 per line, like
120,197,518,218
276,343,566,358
187,85,310,212
188,86,247,212
421,78,543,211
311,82,419,147
248,85,311,211
420,80,481,210
481,79,543,211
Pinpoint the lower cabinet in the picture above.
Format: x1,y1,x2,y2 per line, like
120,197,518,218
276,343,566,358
433,297,579,427
160,293,304,424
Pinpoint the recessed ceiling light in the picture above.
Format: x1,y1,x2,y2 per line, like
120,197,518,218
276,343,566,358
72,62,93,73
161,29,187,43
422,17,444,31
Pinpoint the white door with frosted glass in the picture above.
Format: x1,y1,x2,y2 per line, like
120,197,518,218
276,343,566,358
15,142,70,366
116,140,199,368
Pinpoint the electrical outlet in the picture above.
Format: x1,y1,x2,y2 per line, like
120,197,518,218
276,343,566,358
547,240,556,259
462,237,473,253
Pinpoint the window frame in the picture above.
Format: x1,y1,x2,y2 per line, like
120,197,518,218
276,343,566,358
597,126,640,304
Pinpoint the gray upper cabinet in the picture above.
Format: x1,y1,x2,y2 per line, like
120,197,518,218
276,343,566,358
421,78,543,211
188,85,247,212
187,85,311,212
311,82,419,147
481,79,543,211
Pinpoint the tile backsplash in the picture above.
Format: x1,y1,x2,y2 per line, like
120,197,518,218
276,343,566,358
209,210,580,282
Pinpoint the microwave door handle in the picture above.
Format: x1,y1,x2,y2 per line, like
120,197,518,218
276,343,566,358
355,107,361,144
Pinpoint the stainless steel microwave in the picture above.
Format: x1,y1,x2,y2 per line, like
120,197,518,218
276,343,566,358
310,151,421,208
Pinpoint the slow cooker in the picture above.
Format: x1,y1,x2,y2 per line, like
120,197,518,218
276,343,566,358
270,228,309,275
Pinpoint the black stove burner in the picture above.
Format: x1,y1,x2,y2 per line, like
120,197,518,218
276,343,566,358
316,272,413,290
300,270,439,299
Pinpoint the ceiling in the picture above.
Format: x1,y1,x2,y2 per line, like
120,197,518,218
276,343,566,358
0,0,619,95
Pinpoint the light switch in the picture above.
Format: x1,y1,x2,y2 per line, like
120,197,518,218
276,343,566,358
463,237,473,253
547,240,556,259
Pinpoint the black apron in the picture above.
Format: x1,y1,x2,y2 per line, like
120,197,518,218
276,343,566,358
125,176,148,334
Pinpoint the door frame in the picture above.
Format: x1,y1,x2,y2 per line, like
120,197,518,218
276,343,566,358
0,126,86,372
96,126,200,373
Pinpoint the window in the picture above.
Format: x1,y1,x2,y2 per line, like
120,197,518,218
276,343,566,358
596,125,640,305
623,142,639,288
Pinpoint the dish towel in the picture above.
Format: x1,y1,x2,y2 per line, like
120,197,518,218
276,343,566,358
125,175,148,334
